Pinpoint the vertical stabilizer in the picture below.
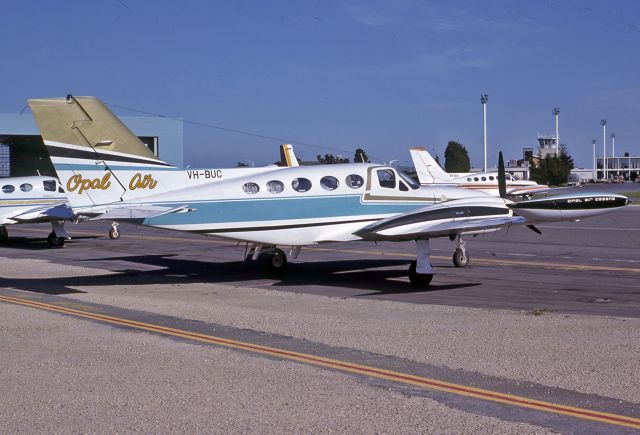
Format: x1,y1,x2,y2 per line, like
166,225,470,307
29,96,174,209
280,144,299,167
409,147,449,184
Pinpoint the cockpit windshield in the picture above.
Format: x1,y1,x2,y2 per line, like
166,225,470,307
398,170,420,190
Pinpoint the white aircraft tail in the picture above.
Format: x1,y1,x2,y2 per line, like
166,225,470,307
29,96,175,210
280,144,299,167
409,147,449,184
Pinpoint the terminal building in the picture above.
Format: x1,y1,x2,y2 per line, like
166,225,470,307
596,156,640,182
0,114,184,177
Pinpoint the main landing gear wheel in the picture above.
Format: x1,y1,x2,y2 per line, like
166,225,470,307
267,248,288,272
109,228,120,240
47,231,65,248
453,248,469,268
109,222,120,240
0,226,8,242
408,260,433,287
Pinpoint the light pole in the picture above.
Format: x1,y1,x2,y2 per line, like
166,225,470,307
553,107,560,156
592,140,597,180
481,94,488,172
611,133,616,175
600,119,607,180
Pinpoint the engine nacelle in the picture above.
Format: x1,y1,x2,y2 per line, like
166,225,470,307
509,193,628,223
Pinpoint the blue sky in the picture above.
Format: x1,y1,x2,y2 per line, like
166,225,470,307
2,0,638,168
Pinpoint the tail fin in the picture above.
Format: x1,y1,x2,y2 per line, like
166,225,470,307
29,96,174,209
279,144,299,167
409,147,449,184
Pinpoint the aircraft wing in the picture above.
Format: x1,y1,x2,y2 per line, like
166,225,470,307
353,197,524,241
354,191,629,242
506,185,551,197
10,203,75,223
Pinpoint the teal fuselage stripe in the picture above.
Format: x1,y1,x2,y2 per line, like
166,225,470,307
144,196,428,227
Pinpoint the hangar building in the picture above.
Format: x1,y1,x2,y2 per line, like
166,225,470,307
0,114,183,177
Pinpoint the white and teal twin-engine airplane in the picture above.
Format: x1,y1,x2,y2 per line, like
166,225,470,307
0,175,72,246
28,96,629,286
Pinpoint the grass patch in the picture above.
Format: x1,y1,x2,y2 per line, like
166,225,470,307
621,191,640,200
528,307,558,316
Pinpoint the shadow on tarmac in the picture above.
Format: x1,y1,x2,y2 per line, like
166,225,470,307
0,236,102,251
0,254,477,296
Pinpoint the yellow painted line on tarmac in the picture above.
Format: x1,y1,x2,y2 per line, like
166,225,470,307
10,228,640,274
0,293,638,430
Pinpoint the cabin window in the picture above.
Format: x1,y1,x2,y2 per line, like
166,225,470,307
291,177,312,192
320,176,339,191
20,183,33,192
489,176,494,181
43,180,56,191
467,177,472,182
399,181,409,191
58,187,65,193
242,182,260,194
481,176,487,181
266,180,285,194
474,177,479,182
377,169,396,189
2,184,15,194
345,174,364,189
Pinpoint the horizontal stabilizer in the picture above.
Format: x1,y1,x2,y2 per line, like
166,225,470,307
11,203,74,223
92,205,195,222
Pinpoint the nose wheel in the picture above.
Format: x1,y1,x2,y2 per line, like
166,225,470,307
452,236,469,267
109,222,120,240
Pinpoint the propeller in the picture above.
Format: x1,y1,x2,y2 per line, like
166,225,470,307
500,150,543,235
497,151,506,199
526,224,542,235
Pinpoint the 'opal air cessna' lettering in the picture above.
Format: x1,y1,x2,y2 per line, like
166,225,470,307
0,176,73,246
410,147,547,196
28,96,629,286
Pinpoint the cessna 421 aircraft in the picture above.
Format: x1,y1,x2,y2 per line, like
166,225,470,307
28,95,629,286
0,175,72,246
410,147,546,196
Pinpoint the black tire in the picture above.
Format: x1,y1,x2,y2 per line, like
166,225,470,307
408,260,433,287
47,232,64,248
453,248,469,268
109,228,120,240
267,248,287,272
0,226,8,242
